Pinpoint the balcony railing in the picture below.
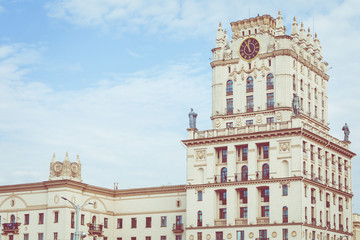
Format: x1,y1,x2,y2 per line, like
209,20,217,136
235,218,247,225
255,238,269,240
214,175,227,183
235,173,248,182
214,219,226,226
87,224,103,236
2,223,21,235
172,224,184,233
256,217,269,224
256,171,270,180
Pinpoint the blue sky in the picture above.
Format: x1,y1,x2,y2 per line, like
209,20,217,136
0,0,360,212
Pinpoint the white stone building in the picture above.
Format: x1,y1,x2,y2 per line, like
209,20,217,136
0,13,356,240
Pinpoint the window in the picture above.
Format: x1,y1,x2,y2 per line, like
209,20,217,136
216,148,227,163
246,95,254,112
146,217,152,228
266,93,274,109
246,77,254,92
219,208,227,219
266,117,274,124
197,232,202,240
104,237,108,240
216,232,223,240
259,230,267,240
262,163,270,179
221,167,227,183
266,73,274,90
175,215,182,227
226,122,233,128
293,74,296,91
71,212,75,228
237,231,245,240
239,189,248,204
261,206,269,217
24,234,29,240
71,233,74,240
54,211,58,223
132,237,136,240
283,206,288,223
146,237,151,240
226,80,233,95
240,207,247,218
38,233,44,240
131,218,137,228
300,79,303,90
176,236,182,240
104,218,108,228
308,84,311,99
226,98,233,114
117,218,123,229
161,216,167,227
198,191,203,201
197,211,202,226
260,187,269,202
54,232,58,240
258,144,269,160
161,236,166,240
236,145,248,161
268,59,271,66
282,229,288,240
81,214,85,225
241,166,248,181
176,200,181,207
39,213,44,224
24,214,29,225
282,185,288,196
246,120,253,125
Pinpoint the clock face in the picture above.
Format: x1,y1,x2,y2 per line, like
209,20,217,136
239,37,260,61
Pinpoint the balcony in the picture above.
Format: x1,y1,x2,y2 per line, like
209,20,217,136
311,197,316,204
214,219,226,226
2,223,21,235
235,173,248,182
235,218,247,225
214,175,227,183
256,171,270,180
87,224,103,236
256,217,269,224
172,224,184,233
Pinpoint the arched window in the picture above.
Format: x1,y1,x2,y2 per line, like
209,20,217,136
221,167,227,183
226,80,233,95
246,77,253,92
241,166,248,181
283,206,288,223
197,211,203,226
267,73,274,90
10,215,15,223
262,164,270,179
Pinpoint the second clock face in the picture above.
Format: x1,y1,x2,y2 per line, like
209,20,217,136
239,37,260,61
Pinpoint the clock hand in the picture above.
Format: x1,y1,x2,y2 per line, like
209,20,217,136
245,40,251,52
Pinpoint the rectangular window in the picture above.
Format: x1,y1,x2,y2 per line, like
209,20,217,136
246,95,254,112
246,120,253,125
71,233,74,240
161,236,166,240
39,213,44,224
146,217,152,228
282,229,288,240
266,117,274,124
131,237,136,240
71,212,75,228
54,211,58,223
54,232,58,240
240,207,248,218
117,218,123,229
237,231,245,240
216,147,227,163
104,237,108,240
241,146,248,161
81,214,85,225
261,206,270,217
216,232,223,240
176,237,182,240
198,191,203,201
267,93,274,109
197,232,202,240
239,189,248,203
226,98,233,114
146,237,151,240
226,122,233,128
131,218,137,228
259,230,267,240
38,233,44,240
282,185,288,196
24,234,29,240
219,208,227,219
25,214,30,225
161,216,167,227
104,218,108,228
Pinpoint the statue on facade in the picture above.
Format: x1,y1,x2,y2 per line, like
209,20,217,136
342,123,350,141
292,94,300,115
188,108,198,129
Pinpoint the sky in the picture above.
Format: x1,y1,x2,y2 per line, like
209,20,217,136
0,0,360,211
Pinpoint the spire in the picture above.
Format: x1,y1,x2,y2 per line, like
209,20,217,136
299,22,306,42
76,153,81,163
306,27,314,50
224,29,229,48
275,10,285,36
51,152,56,162
64,151,70,162
216,21,225,47
291,16,299,40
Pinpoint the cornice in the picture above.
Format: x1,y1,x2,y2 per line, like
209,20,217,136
303,178,353,198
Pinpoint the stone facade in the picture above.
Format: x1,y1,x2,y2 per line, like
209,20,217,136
0,13,356,240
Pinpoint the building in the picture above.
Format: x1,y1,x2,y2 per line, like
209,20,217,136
0,12,356,240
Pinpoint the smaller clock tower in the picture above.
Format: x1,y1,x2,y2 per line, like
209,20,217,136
49,152,82,182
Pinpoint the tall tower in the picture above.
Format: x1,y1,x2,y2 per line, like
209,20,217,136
183,12,355,240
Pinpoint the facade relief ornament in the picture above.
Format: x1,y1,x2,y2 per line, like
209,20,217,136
215,119,221,129
49,152,82,182
229,62,270,82
256,114,263,124
235,117,242,127
279,142,290,153
196,150,206,161
276,112,282,121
